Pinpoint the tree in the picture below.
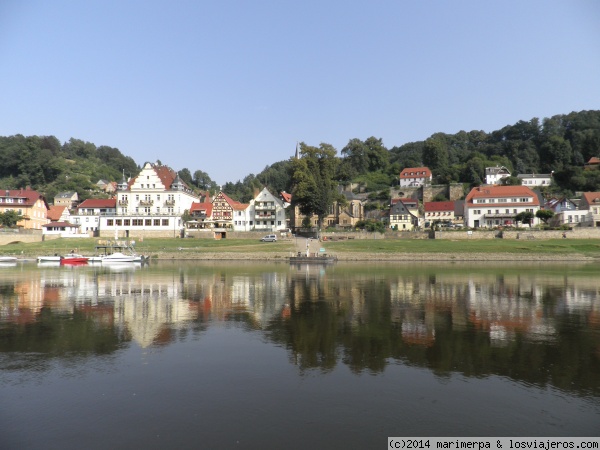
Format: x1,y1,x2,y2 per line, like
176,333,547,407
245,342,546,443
178,168,193,186
536,209,554,225
0,210,22,228
290,142,342,234
422,136,449,181
515,211,534,227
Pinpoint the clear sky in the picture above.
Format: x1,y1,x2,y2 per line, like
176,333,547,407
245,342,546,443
1,1,599,186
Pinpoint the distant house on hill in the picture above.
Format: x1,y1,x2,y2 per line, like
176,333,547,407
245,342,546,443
517,173,552,187
485,166,511,185
399,167,432,187
584,157,600,170
54,191,78,209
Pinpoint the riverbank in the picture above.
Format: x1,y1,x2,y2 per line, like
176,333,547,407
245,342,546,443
3,237,600,262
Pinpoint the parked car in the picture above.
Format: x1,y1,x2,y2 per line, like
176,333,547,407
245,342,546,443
260,234,277,242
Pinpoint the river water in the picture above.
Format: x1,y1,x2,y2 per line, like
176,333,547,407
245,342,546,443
1,260,599,449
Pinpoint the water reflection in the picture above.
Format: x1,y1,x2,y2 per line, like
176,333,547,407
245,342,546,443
1,261,599,395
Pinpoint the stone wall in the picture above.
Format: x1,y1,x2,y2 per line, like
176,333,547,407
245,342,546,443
433,228,600,240
0,231,42,245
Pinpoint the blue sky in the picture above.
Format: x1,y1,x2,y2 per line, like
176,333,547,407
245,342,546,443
1,1,599,186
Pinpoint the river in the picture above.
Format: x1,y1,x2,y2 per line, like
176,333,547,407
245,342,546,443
1,260,599,449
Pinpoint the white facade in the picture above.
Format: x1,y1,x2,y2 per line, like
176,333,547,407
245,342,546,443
232,187,287,232
517,174,552,187
465,186,541,228
93,163,199,237
485,166,511,185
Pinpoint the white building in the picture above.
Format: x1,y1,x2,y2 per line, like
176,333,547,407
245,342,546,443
233,187,288,232
96,162,199,238
464,185,540,228
517,173,552,187
485,166,511,185
399,167,432,187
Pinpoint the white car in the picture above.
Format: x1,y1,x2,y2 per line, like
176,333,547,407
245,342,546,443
260,234,277,242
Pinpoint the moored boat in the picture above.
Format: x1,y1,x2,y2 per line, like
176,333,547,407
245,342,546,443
289,252,337,264
59,254,89,265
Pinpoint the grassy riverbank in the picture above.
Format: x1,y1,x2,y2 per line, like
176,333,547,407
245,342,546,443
2,237,600,261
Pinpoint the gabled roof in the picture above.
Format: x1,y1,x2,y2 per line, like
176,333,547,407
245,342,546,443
1,188,49,209
517,173,552,179
216,192,249,211
47,205,67,221
586,157,600,164
581,192,600,207
399,167,432,179
465,185,539,206
280,191,292,203
190,201,213,216
43,221,79,228
424,201,455,212
55,191,77,199
77,198,117,209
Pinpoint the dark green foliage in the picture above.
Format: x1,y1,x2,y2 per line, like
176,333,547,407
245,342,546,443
0,210,22,227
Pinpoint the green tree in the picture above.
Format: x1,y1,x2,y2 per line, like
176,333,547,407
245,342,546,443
290,142,342,233
422,136,449,180
0,210,22,228
515,211,534,227
535,209,554,225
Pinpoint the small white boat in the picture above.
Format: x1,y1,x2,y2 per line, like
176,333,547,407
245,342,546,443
100,252,137,263
0,256,18,262
37,255,62,263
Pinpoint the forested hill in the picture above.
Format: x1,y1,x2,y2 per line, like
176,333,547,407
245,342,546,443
0,136,139,202
1,110,599,204
224,109,600,202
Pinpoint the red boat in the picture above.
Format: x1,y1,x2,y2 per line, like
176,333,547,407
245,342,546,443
60,254,89,265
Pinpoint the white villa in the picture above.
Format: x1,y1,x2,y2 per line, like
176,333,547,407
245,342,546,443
90,162,200,238
464,185,540,228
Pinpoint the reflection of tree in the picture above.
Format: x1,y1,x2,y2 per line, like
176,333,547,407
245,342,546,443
265,276,600,395
0,306,125,357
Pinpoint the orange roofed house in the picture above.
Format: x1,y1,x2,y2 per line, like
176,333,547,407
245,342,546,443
399,167,432,187
464,185,540,228
0,188,49,230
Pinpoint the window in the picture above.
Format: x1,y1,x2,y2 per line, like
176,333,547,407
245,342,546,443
154,219,160,226
124,219,131,226
107,219,114,226
116,219,122,226
162,219,169,226
145,219,151,226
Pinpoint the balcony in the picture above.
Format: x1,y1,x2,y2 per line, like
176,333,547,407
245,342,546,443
118,200,128,205
255,204,276,211
255,214,275,220
138,200,154,206
164,200,176,206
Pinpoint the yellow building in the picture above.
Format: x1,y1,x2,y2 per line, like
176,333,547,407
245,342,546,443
1,188,50,230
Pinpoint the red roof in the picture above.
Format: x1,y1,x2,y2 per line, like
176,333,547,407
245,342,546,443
399,167,432,179
220,192,248,211
47,205,66,221
465,185,540,206
424,201,455,212
190,201,213,216
581,192,600,207
43,221,79,228
77,199,116,208
1,188,48,208
280,191,292,203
